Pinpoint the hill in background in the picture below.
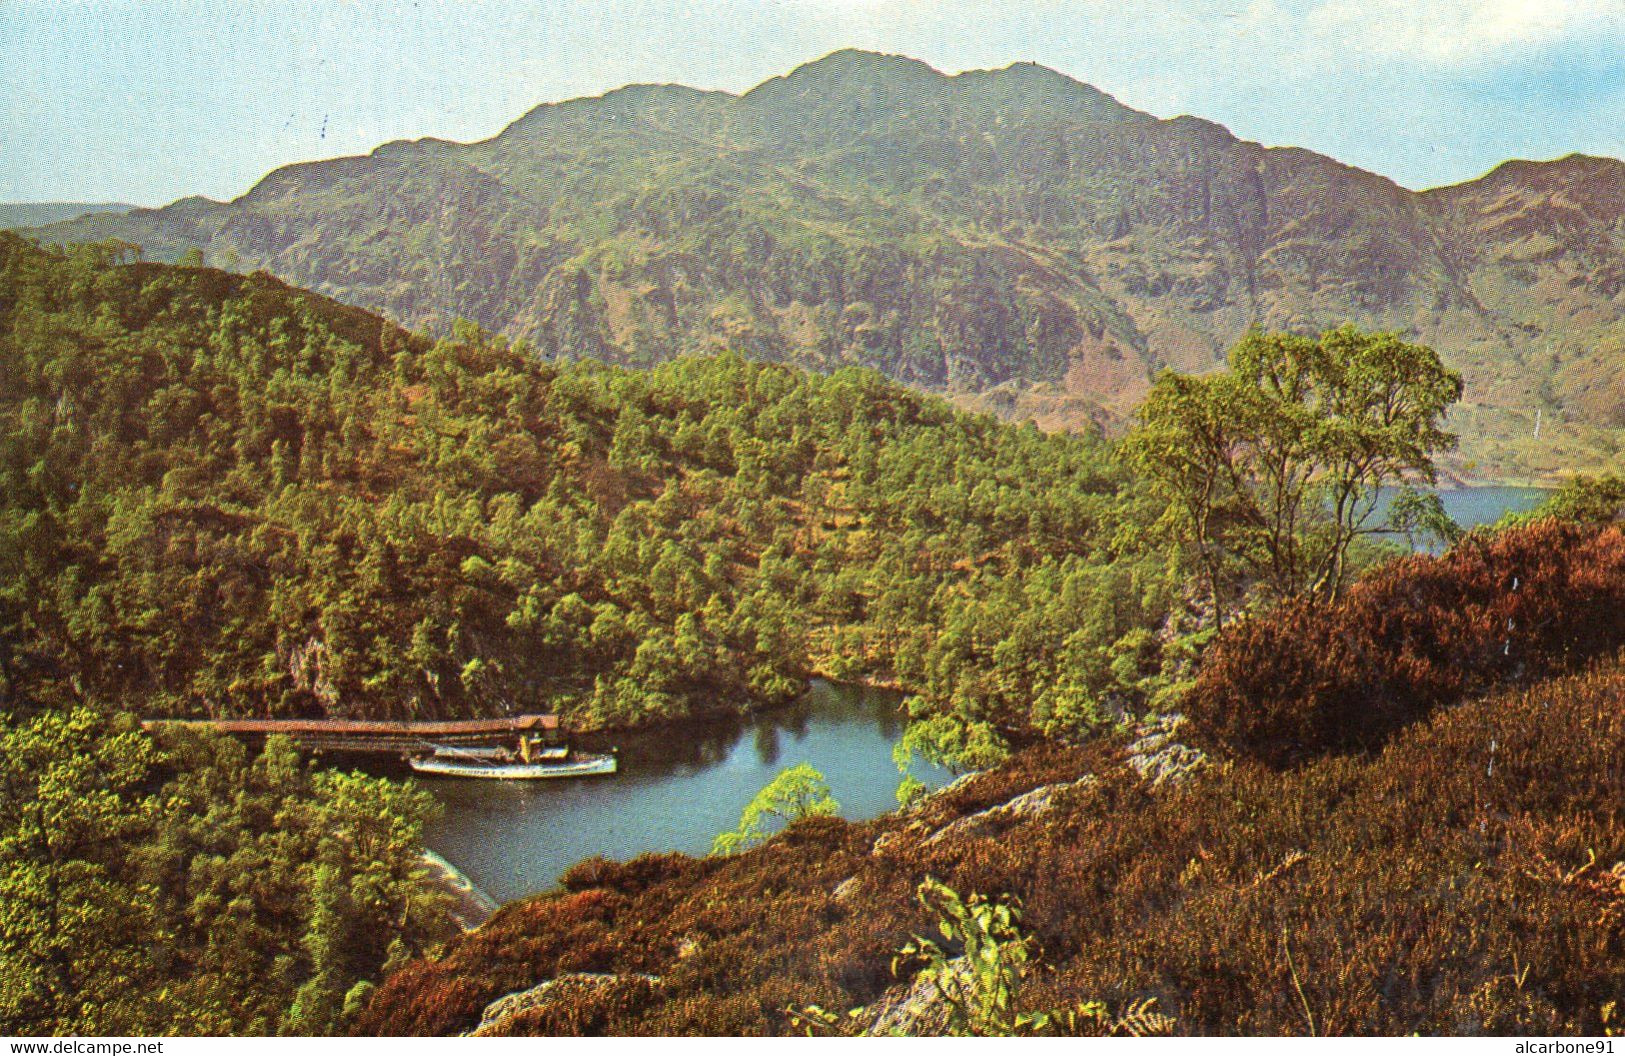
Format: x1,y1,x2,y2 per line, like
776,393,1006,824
1,202,134,229
30,50,1625,481
0,232,1165,731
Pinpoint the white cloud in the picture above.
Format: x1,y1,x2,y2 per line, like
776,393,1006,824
1306,0,1625,64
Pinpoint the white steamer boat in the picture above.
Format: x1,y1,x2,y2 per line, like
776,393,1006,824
409,740,616,780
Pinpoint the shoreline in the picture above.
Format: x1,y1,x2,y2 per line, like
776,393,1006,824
1436,472,1565,490
421,848,500,931
567,671,910,740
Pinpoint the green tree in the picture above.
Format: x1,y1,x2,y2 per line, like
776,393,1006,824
712,763,839,855
0,711,454,1036
893,710,1011,781
1125,325,1462,623
0,231,1177,742
0,710,158,1035
1502,474,1625,529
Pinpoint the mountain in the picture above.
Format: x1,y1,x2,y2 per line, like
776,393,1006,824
0,201,134,228
29,50,1625,480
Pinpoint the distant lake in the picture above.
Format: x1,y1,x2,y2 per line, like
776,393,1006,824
421,680,949,904
1373,485,1552,551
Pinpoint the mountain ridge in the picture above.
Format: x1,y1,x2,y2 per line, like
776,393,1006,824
28,49,1625,479
0,201,135,229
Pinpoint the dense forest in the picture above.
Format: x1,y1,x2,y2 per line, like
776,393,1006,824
0,713,455,1035
0,231,1191,752
0,232,1198,1034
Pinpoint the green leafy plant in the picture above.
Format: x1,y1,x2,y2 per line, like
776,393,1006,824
893,711,1011,776
899,878,1039,1036
791,877,1174,1037
711,763,839,855
1500,474,1625,529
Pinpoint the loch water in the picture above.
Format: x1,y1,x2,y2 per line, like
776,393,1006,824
1374,485,1552,551
421,679,950,903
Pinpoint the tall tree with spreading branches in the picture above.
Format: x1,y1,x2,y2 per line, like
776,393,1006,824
1125,325,1462,625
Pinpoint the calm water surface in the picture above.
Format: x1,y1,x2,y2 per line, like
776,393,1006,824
1375,485,1552,550
422,680,949,903
1426,485,1551,529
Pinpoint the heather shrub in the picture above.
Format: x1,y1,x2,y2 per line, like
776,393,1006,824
354,519,1625,1036
360,517,1625,1037
487,976,665,1035
559,853,695,896
793,878,1175,1037
1186,518,1625,764
712,763,840,855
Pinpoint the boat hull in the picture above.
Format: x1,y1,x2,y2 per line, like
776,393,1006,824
409,753,617,780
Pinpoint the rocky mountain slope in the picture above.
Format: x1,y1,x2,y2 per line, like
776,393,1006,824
32,50,1625,479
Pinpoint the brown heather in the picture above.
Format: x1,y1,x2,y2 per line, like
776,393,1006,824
356,522,1625,1036
1188,518,1625,765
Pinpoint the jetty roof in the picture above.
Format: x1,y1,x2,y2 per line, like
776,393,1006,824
141,714,559,736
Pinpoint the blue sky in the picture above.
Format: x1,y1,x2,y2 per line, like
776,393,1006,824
2,0,1621,205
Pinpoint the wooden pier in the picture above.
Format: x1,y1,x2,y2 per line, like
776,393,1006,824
141,714,560,757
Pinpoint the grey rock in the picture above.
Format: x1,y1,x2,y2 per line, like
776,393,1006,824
870,821,928,858
1126,714,1208,788
899,769,982,816
470,972,661,1036
920,775,1099,849
857,958,971,1036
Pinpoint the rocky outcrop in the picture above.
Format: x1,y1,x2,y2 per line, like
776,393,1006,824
919,775,1099,849
854,959,970,1036
469,973,661,1036
899,770,982,817
1126,714,1208,788
871,823,928,858
419,850,499,932
873,716,1203,862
